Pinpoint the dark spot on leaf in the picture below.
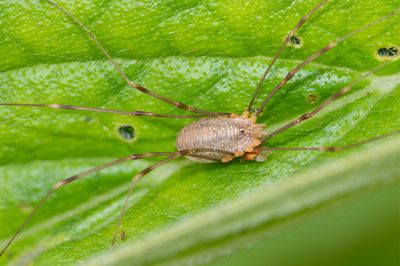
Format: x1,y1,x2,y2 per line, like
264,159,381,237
376,47,398,61
118,125,135,140
120,231,126,240
290,35,301,45
377,47,398,57
84,117,93,123
288,35,303,48
306,92,319,104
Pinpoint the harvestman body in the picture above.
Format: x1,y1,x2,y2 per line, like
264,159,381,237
176,113,265,162
0,0,399,258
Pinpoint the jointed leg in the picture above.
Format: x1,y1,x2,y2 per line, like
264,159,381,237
111,148,235,245
265,130,400,152
255,10,399,117
45,0,229,117
0,148,233,256
111,153,180,245
0,151,177,257
0,103,206,119
261,63,388,142
247,0,329,112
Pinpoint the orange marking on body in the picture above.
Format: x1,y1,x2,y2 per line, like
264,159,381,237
222,155,234,163
244,146,254,152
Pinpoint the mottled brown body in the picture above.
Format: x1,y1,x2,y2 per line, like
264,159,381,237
176,112,264,162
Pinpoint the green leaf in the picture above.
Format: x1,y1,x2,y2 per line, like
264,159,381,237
84,138,400,266
0,0,399,265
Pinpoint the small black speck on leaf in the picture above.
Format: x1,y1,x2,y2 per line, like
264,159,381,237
377,47,398,57
118,125,135,140
288,35,303,48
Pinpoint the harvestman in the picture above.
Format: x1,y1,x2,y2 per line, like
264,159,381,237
1,0,399,257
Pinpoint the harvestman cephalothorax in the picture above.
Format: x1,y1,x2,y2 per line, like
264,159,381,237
1,0,399,258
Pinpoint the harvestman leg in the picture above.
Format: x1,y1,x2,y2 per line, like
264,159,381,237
0,103,205,119
0,152,176,257
44,0,229,117
111,153,182,245
111,148,235,245
254,10,399,117
261,63,390,142
247,0,329,112
260,63,400,150
0,148,233,256
265,131,400,152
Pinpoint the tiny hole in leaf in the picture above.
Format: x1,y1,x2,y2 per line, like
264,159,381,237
376,47,398,61
118,125,135,140
288,35,303,48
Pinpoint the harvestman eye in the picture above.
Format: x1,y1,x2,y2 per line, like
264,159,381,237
0,0,399,260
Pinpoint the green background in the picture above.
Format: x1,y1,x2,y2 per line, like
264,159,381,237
0,0,399,265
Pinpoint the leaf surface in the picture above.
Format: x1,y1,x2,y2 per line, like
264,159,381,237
0,0,399,265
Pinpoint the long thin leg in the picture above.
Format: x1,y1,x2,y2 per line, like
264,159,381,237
254,9,399,117
0,151,177,257
0,103,209,119
265,130,400,152
45,0,229,117
262,62,389,142
111,153,180,245
111,148,234,245
247,0,329,112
